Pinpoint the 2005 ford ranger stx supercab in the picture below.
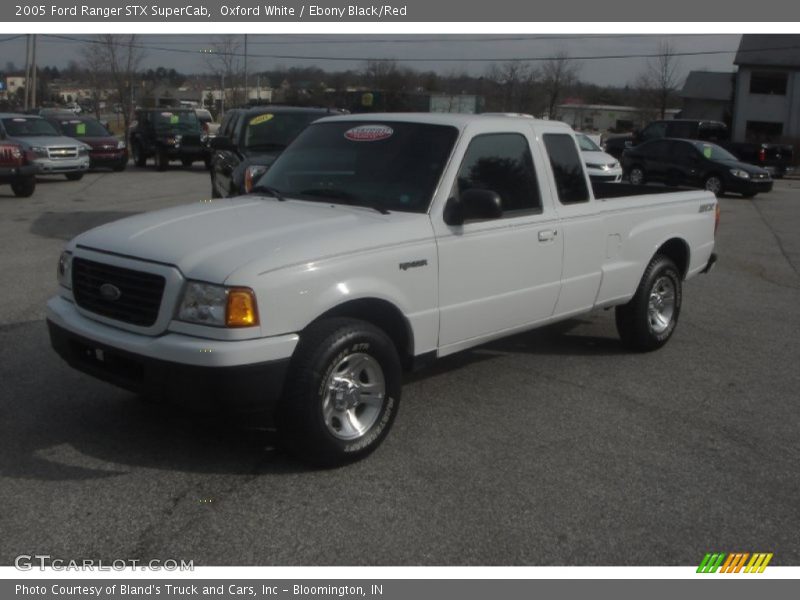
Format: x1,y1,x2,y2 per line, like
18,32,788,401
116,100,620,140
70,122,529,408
47,113,719,466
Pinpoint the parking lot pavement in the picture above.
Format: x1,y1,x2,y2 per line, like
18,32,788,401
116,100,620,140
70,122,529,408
1,173,799,566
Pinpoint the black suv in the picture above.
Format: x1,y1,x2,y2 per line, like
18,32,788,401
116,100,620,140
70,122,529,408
129,108,209,171
209,106,344,198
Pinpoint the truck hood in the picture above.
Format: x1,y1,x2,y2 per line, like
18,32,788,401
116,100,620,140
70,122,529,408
10,135,88,149
73,196,433,283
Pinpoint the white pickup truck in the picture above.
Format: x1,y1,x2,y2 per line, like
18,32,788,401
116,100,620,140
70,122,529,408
47,113,718,466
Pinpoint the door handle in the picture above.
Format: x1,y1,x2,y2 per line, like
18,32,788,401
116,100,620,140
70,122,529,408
538,229,557,242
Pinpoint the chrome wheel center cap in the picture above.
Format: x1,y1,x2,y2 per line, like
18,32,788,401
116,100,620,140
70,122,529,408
331,377,360,410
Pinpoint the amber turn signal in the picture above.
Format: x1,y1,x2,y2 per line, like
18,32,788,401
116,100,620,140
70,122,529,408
226,288,259,327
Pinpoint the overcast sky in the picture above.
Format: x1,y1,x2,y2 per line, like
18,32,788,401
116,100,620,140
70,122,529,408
1,34,743,87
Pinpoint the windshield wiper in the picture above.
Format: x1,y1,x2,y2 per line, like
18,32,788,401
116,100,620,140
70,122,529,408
298,189,390,215
250,185,286,201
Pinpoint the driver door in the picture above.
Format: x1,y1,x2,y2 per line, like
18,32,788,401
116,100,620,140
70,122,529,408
433,128,563,353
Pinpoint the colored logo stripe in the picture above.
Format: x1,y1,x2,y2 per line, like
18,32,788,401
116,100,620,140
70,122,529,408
697,552,773,573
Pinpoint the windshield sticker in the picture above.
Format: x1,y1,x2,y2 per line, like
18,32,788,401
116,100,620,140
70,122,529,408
344,124,394,142
249,114,274,126
170,115,180,124
76,123,86,135
703,145,713,158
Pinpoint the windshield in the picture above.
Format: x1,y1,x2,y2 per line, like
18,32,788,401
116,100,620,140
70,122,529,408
153,111,201,133
577,134,602,152
256,121,459,214
693,141,738,162
244,112,321,150
55,118,110,138
2,117,60,137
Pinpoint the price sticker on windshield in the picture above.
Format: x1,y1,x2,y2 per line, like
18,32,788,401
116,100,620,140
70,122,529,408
76,123,86,135
702,145,713,158
344,124,394,142
249,114,274,126
170,115,180,124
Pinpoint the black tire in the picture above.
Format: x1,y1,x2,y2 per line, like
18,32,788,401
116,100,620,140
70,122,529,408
628,165,646,186
65,172,83,181
156,149,169,171
132,142,146,168
113,161,127,172
11,176,35,197
704,174,724,197
615,254,682,352
181,158,194,167
278,317,402,467
204,156,212,170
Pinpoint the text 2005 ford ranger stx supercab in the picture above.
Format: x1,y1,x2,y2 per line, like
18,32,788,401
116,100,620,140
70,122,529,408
47,114,718,466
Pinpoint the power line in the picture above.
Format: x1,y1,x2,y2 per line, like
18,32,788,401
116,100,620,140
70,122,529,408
39,34,800,64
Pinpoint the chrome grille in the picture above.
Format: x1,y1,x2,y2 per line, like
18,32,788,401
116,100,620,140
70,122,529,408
47,146,79,159
72,258,165,327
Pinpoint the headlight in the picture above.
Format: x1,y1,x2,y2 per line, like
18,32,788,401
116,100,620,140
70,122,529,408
78,147,89,156
730,168,750,179
57,251,72,289
609,161,619,169
117,140,127,149
176,282,259,328
30,146,48,158
244,165,269,193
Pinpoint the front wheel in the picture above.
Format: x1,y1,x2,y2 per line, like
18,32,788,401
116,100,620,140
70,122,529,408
11,176,35,197
628,166,646,186
704,174,724,196
181,158,194,167
132,142,146,167
615,254,682,352
278,318,402,467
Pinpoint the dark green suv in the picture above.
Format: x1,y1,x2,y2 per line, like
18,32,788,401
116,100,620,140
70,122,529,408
129,108,209,171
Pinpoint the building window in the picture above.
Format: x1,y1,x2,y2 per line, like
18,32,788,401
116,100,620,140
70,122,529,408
745,121,784,143
749,71,788,95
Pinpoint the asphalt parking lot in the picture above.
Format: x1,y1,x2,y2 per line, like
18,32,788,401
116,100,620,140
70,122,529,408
1,166,799,566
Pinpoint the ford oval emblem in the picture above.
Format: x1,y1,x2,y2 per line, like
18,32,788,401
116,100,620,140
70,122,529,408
99,283,122,301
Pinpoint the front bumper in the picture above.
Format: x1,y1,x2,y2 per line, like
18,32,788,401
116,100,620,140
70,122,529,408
47,296,298,419
33,156,90,174
0,163,37,180
90,151,128,167
727,177,773,195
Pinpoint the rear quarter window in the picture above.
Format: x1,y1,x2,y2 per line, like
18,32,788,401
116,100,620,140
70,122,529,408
543,134,590,204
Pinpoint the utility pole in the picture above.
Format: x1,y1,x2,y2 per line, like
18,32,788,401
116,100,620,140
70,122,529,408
243,34,248,105
23,35,31,109
30,34,38,108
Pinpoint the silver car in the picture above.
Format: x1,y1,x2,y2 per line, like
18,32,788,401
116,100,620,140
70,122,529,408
0,113,90,180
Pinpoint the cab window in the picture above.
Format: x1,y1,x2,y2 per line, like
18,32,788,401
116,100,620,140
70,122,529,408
543,134,590,204
455,133,541,215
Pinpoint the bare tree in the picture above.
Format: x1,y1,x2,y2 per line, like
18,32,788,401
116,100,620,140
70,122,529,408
638,40,681,119
203,35,244,111
486,62,538,113
84,35,145,137
540,51,581,120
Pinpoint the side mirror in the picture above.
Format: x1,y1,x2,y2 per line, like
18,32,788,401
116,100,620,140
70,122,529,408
210,136,234,151
100,120,110,131
444,188,503,226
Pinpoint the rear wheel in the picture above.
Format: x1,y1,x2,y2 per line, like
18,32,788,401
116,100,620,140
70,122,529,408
181,158,194,167
156,149,169,171
278,318,402,467
132,142,146,167
704,174,724,196
616,254,682,352
11,176,35,197
628,166,646,186
65,173,83,181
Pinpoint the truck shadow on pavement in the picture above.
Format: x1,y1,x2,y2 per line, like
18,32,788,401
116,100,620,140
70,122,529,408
1,318,625,482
